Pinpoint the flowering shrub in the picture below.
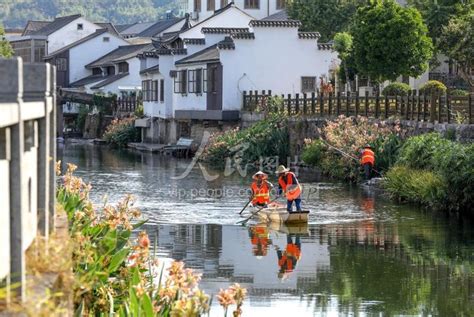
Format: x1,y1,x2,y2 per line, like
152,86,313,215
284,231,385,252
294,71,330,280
302,116,402,181
56,162,247,316
103,116,140,147
201,113,289,170
419,80,447,95
382,82,411,96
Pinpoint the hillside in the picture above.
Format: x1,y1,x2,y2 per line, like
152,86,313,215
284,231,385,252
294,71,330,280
0,0,181,28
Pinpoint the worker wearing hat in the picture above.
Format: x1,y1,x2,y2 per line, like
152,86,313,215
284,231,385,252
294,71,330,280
360,144,375,180
250,171,273,208
275,165,302,212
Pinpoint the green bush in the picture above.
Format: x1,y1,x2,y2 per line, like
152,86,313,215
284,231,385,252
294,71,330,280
103,117,140,147
384,166,446,207
382,82,411,96
75,104,90,132
202,113,289,169
419,80,447,95
397,133,451,170
449,89,469,97
134,103,144,117
301,139,325,166
372,133,404,172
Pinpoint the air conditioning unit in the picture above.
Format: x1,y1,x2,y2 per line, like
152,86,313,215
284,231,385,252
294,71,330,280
169,70,177,78
191,11,199,21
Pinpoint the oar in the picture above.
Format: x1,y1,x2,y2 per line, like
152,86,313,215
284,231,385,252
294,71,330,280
238,198,253,215
237,197,280,225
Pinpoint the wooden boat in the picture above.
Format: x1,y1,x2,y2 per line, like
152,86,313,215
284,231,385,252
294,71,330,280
251,204,310,224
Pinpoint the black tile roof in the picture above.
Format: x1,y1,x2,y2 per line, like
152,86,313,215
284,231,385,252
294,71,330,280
22,21,51,36
115,23,136,33
298,32,321,39
137,18,183,37
44,29,109,59
318,43,334,50
261,10,289,21
154,48,188,55
96,22,120,36
201,27,249,34
70,74,106,87
217,37,235,49
86,44,152,68
91,73,129,89
183,38,206,45
175,44,219,66
139,64,160,74
231,32,255,39
28,14,82,36
249,20,302,28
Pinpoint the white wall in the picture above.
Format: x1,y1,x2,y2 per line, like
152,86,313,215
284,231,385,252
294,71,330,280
0,157,9,279
180,6,253,38
188,0,282,22
48,17,102,53
91,58,142,95
69,32,129,83
174,64,209,112
220,27,337,110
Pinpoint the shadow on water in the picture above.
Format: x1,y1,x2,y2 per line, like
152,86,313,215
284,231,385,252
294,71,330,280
61,142,474,316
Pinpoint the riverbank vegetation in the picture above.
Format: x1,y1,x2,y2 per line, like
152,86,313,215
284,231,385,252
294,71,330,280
103,116,140,147
301,116,474,214
55,162,246,316
202,113,289,170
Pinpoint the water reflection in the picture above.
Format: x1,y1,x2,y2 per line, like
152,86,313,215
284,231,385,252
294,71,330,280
62,142,474,316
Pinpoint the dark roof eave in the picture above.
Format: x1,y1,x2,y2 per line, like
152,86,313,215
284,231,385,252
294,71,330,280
175,58,220,66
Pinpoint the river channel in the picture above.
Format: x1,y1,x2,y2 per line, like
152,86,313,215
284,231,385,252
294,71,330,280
60,142,474,316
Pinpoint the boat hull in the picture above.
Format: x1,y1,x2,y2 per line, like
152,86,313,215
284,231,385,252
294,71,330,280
254,207,309,224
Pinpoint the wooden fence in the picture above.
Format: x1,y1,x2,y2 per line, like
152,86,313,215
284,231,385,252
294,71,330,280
115,97,140,114
243,90,473,124
0,58,56,301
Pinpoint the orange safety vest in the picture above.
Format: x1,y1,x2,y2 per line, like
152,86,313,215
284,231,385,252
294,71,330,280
278,172,302,200
286,243,301,259
360,148,375,166
278,255,294,271
251,181,270,205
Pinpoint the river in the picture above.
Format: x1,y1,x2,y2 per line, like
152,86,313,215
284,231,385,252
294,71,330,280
60,142,474,316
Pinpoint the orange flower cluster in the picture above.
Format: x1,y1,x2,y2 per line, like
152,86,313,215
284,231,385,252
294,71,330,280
217,283,247,317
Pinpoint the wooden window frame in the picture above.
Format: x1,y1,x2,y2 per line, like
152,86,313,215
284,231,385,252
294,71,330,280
207,0,215,11
220,0,228,8
276,0,286,10
160,79,165,102
174,70,188,94
152,80,158,101
118,62,129,73
56,58,67,71
301,76,316,93
244,0,259,9
188,69,197,93
194,0,201,12
207,67,217,93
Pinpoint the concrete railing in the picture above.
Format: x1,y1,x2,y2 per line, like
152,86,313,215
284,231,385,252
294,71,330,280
0,57,56,301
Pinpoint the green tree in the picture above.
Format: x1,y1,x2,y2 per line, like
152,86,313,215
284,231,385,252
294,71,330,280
439,13,474,91
287,0,365,42
334,32,354,91
407,0,473,49
351,0,433,82
0,25,14,58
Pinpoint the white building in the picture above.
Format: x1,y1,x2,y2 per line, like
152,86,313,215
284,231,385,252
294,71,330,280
138,3,337,143
187,0,286,22
70,43,154,96
43,29,129,88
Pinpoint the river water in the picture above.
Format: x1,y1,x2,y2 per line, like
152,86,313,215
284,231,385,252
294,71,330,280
61,142,474,316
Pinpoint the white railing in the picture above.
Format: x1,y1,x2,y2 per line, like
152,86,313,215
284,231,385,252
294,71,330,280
0,57,57,301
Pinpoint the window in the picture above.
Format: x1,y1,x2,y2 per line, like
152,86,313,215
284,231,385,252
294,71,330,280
56,58,67,71
77,23,83,30
103,36,110,42
92,67,102,75
188,69,203,94
106,66,115,75
194,0,201,12
152,80,158,101
220,0,228,8
118,62,129,73
207,0,215,11
207,67,217,93
142,80,151,101
276,0,286,9
301,76,316,92
244,0,259,9
174,70,187,94
160,79,165,102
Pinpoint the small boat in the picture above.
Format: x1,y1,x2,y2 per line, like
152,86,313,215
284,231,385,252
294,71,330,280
251,204,310,224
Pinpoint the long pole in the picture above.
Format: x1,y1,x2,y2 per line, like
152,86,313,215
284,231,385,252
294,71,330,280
238,198,253,215
237,197,279,225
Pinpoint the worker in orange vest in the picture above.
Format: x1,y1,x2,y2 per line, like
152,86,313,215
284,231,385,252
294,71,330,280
250,171,273,208
276,235,302,279
360,144,375,180
276,165,302,212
